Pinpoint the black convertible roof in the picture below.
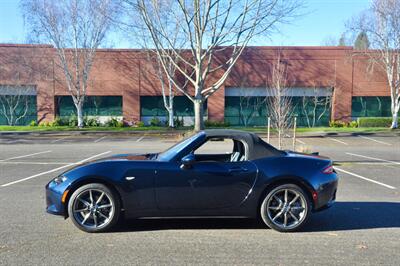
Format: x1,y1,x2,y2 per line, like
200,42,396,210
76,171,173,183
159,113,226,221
201,129,283,159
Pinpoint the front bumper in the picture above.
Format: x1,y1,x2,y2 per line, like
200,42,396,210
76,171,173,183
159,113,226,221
45,181,69,216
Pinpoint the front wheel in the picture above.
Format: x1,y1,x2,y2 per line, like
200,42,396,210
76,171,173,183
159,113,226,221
260,184,311,232
67,183,120,233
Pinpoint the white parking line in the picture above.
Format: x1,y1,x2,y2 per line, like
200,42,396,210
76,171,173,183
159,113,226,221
94,136,107,143
0,151,112,187
346,152,400,165
358,135,391,146
327,137,348,145
136,136,145,142
51,136,70,143
0,150,52,161
0,161,70,165
296,139,306,145
335,167,396,190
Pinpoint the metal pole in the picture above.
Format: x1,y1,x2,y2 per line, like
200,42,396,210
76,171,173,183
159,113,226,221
293,117,297,151
267,117,270,143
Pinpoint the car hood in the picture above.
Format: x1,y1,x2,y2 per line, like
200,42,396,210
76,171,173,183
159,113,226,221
102,153,157,162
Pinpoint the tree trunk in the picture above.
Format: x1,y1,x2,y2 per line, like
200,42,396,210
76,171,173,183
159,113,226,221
194,99,204,131
76,102,84,128
391,110,398,129
168,107,174,128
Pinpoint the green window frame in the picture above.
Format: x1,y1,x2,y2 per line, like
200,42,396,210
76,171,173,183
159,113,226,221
140,96,207,117
224,96,331,127
351,96,392,118
0,95,37,125
56,96,123,117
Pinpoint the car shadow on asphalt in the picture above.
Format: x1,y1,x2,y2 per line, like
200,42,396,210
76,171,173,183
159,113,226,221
304,201,400,232
110,201,400,232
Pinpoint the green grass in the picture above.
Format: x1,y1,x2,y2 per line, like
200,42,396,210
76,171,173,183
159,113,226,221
0,125,397,134
227,126,395,134
0,125,170,132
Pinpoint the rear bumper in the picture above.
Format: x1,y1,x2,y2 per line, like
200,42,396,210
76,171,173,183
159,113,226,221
313,174,338,211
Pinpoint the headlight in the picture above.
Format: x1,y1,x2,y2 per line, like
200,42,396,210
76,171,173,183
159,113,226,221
53,175,67,185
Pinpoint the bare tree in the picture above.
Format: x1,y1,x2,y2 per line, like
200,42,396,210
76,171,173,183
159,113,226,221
301,86,332,128
349,0,400,128
236,86,266,127
21,0,119,127
0,84,33,126
127,0,302,131
266,55,293,149
124,0,186,127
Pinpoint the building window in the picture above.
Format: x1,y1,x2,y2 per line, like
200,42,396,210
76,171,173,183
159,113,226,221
0,85,37,125
224,96,331,127
56,96,122,117
140,96,207,117
352,96,392,118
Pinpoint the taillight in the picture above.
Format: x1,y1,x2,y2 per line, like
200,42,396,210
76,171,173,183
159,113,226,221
322,165,334,174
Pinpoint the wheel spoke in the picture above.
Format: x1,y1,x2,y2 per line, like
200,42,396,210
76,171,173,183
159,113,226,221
289,211,299,222
96,192,105,204
273,195,282,205
268,206,281,210
93,213,98,227
290,206,304,211
284,189,288,204
289,194,299,205
78,198,90,207
283,212,288,227
272,209,284,221
74,207,88,213
89,190,94,204
97,211,108,220
98,204,112,209
81,213,90,225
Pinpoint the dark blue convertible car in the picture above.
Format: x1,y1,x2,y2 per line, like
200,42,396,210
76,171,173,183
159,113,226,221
46,129,338,232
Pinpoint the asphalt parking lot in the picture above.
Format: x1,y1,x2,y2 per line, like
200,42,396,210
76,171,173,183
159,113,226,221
0,132,399,265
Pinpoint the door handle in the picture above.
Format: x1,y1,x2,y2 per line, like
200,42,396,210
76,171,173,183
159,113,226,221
228,167,248,173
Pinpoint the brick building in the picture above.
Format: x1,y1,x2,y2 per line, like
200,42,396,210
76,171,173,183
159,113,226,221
0,44,392,126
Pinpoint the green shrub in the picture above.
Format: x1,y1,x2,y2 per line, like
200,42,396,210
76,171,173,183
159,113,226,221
68,115,78,127
329,120,347,128
105,117,122,127
149,117,161,126
136,121,145,127
29,120,38,126
49,117,63,127
173,117,184,127
357,117,399,127
39,121,50,127
84,117,100,127
205,120,230,128
349,121,358,128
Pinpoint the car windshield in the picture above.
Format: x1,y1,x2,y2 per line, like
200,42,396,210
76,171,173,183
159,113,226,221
157,133,202,161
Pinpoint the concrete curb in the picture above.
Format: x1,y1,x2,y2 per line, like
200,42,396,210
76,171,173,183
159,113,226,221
0,129,397,138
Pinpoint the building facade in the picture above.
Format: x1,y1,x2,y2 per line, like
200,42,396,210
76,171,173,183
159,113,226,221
0,44,392,126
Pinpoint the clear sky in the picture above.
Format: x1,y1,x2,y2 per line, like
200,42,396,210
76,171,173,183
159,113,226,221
0,0,371,47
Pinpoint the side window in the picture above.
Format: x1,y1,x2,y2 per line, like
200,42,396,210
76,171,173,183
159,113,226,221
195,138,234,155
193,138,246,162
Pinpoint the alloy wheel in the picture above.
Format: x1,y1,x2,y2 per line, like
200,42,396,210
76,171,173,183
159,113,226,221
72,188,115,230
264,187,308,230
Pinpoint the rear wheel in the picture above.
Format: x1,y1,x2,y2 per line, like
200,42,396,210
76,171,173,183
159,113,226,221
67,183,120,233
260,184,310,232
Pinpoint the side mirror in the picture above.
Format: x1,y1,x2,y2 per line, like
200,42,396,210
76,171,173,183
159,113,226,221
180,153,195,169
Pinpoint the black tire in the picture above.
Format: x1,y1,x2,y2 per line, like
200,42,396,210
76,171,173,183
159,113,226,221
67,183,121,233
260,184,311,232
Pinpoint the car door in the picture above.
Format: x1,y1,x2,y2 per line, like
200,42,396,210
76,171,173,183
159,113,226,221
155,138,258,210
